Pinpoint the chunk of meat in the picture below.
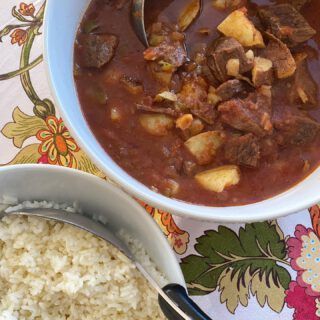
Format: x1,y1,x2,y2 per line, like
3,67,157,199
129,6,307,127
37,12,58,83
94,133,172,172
218,86,273,136
291,0,311,10
144,23,187,68
289,53,318,106
262,33,296,79
275,114,320,146
77,34,118,68
225,133,260,167
216,79,248,101
259,4,316,47
252,57,273,87
207,37,253,83
136,104,180,117
174,75,216,124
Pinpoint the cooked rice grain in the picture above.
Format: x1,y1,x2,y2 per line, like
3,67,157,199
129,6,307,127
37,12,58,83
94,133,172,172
0,216,166,320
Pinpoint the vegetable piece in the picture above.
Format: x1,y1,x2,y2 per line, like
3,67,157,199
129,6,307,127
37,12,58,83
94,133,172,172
83,20,100,34
226,58,240,76
139,114,174,136
212,0,246,10
110,107,121,121
195,165,240,192
155,91,178,102
178,0,201,31
263,33,296,79
176,114,193,130
217,9,265,48
252,57,273,87
163,179,180,197
198,28,211,35
184,131,225,165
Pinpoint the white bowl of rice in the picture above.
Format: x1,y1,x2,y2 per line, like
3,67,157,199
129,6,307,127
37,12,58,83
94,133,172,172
0,164,185,320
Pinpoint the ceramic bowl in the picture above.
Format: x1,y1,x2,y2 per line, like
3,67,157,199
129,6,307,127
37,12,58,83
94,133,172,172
0,164,185,287
43,0,320,222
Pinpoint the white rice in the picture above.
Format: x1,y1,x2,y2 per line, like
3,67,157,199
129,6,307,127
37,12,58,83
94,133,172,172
0,201,167,320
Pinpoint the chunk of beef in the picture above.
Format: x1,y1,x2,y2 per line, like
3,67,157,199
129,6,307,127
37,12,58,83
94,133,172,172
289,53,318,106
216,79,248,101
136,104,181,117
225,133,260,167
191,104,217,125
262,33,296,79
259,4,316,47
275,113,320,146
218,86,273,136
207,37,253,83
77,33,118,68
291,0,311,10
144,23,187,68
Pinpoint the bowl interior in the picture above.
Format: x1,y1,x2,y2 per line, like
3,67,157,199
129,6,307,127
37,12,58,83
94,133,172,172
0,165,185,287
44,0,320,222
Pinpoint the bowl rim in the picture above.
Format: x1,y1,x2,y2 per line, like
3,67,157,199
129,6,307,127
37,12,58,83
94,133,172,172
43,0,320,222
0,163,186,286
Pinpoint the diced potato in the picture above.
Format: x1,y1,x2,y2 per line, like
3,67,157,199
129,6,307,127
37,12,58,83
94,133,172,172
207,86,222,106
178,0,201,31
110,107,121,121
185,131,225,165
195,165,240,192
226,58,240,76
217,9,265,48
155,91,178,102
252,57,273,87
139,114,174,136
176,114,193,130
245,49,254,62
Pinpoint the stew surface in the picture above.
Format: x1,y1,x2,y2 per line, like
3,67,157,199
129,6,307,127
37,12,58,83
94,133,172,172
74,0,320,206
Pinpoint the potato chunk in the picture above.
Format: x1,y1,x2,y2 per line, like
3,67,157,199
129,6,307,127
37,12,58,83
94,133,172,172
195,165,240,192
252,57,273,87
217,9,265,48
185,131,225,165
139,114,174,136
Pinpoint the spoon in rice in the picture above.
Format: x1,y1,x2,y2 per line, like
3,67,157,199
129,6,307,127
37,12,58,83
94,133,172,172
2,208,211,320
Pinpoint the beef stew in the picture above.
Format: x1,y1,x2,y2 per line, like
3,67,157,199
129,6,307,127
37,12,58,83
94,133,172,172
74,0,320,206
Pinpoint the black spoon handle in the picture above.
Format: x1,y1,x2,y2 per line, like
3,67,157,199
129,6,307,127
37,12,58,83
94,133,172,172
159,284,212,320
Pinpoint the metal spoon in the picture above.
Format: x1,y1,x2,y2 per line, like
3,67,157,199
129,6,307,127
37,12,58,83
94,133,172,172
1,208,211,320
131,0,149,47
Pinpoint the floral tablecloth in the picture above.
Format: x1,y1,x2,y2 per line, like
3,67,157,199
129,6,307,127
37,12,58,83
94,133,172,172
0,1,320,319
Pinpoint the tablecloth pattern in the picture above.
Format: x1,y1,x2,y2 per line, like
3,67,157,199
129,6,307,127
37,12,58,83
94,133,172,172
0,1,320,319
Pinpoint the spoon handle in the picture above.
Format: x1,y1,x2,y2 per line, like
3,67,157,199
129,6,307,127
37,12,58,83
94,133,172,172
159,284,212,320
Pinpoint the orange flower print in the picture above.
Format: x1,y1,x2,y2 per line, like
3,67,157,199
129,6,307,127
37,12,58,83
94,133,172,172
18,3,35,16
138,201,190,254
36,116,80,167
10,29,27,46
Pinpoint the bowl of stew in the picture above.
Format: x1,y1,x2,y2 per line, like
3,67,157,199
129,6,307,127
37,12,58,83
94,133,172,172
44,0,320,221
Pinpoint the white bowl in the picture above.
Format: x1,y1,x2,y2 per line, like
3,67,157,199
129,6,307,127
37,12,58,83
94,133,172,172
44,0,320,222
0,164,185,287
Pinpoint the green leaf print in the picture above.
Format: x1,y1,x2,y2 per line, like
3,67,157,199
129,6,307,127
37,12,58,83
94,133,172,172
181,222,291,313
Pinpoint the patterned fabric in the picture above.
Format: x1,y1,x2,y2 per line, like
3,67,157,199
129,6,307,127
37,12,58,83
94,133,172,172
0,2,319,319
